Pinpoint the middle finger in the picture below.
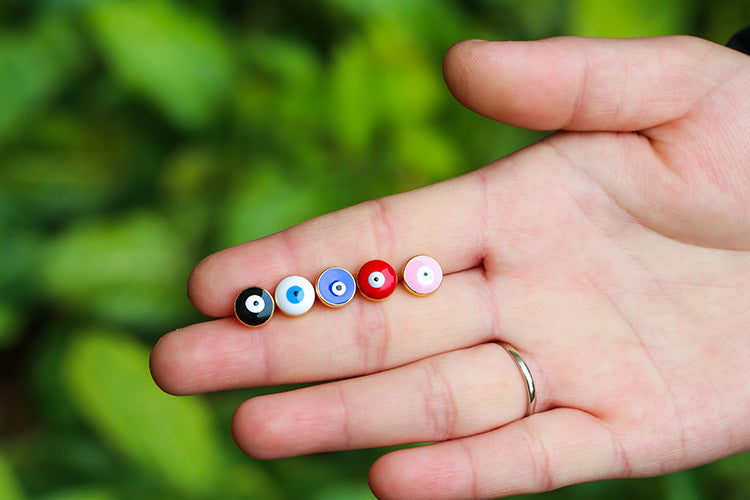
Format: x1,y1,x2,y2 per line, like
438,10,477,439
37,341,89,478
151,268,496,395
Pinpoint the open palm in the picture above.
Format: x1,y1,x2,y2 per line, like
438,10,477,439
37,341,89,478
151,36,750,499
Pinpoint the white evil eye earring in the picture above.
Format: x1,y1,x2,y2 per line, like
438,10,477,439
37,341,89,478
402,255,442,296
316,267,356,307
275,275,315,316
235,286,274,327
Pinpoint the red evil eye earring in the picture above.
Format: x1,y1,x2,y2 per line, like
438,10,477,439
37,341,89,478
357,259,397,300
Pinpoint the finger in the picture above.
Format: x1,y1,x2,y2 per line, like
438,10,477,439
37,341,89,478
151,268,496,395
188,170,489,317
369,409,627,500
231,343,538,459
443,36,740,132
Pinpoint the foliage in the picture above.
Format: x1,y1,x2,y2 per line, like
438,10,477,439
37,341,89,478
0,0,748,499
63,330,223,496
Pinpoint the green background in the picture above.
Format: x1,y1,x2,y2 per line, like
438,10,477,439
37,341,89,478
1,0,748,499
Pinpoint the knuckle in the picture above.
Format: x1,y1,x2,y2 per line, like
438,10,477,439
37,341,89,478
420,358,460,440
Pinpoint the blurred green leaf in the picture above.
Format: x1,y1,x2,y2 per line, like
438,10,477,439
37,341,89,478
232,34,327,178
662,470,701,500
0,196,41,316
328,21,442,153
0,451,25,500
322,0,465,48
86,0,234,128
2,145,122,223
702,452,750,499
219,165,327,247
311,481,375,500
328,35,380,153
0,302,22,349
217,462,285,500
158,147,218,247
40,212,190,329
63,329,222,496
513,0,567,38
0,16,85,144
568,0,690,37
369,24,441,127
38,487,115,500
700,2,750,43
393,126,459,184
241,34,322,130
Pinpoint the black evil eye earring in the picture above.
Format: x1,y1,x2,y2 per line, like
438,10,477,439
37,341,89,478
235,286,274,327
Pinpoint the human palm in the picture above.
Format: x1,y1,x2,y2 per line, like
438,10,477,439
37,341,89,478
151,36,750,499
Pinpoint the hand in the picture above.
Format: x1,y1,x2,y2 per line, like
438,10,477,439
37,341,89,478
150,36,750,499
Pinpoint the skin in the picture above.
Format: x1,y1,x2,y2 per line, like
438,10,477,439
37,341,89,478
150,36,750,499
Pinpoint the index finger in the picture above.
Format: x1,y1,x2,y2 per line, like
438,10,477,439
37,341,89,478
188,168,491,317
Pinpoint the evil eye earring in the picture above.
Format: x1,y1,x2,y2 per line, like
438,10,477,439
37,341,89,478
316,267,356,307
275,275,315,316
235,286,274,327
402,255,442,296
357,259,397,300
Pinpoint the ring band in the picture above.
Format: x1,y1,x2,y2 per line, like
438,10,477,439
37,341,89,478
498,342,537,417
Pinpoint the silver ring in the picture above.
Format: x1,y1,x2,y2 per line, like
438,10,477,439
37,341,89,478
498,342,537,417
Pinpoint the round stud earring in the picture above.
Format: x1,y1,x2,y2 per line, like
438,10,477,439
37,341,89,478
235,286,274,327
357,259,397,300
275,275,315,316
402,255,442,296
316,267,356,307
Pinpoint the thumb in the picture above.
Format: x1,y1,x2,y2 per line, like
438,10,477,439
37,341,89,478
442,36,737,132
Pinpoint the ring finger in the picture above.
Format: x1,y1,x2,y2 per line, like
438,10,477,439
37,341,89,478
231,342,541,459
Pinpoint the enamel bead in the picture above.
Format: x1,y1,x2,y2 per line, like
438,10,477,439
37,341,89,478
357,259,397,300
316,267,356,307
235,286,274,327
402,255,442,296
275,275,315,316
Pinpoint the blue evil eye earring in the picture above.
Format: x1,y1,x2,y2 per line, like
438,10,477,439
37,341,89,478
235,286,274,327
275,276,315,316
316,267,356,307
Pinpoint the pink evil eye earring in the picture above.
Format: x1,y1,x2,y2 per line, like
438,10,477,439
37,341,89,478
402,255,442,296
